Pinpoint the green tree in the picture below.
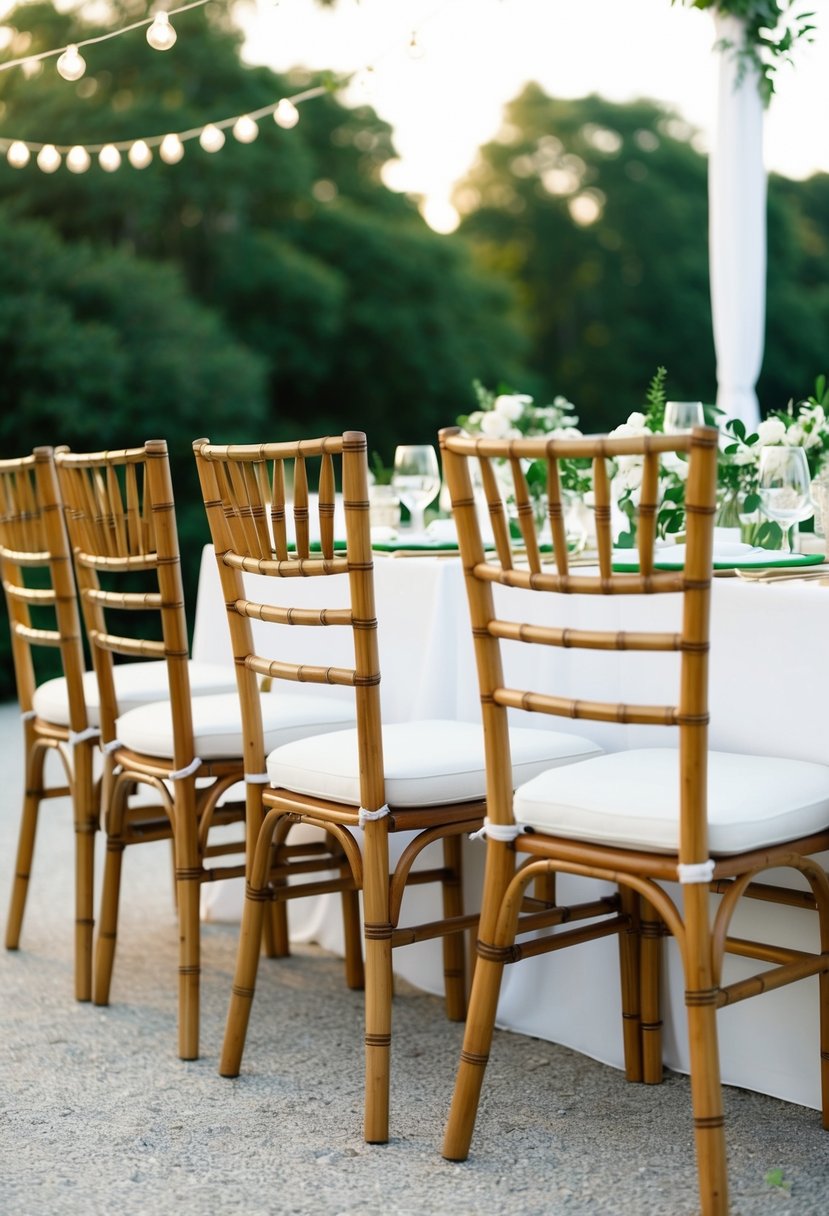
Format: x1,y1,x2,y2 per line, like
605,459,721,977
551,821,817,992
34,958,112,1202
454,86,715,430
0,1,528,456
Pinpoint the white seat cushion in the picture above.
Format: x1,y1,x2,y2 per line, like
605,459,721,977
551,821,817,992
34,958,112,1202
116,691,357,761
31,661,238,728
266,720,602,808
514,747,829,856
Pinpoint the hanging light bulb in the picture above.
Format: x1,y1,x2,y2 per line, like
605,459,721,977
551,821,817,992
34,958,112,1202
128,139,152,169
7,141,30,168
56,44,86,81
232,115,258,144
36,144,61,173
146,11,177,52
199,124,225,153
274,98,299,130
66,145,91,174
159,133,184,164
98,144,121,172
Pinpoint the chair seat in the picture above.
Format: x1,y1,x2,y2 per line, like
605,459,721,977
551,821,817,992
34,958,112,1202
514,747,829,856
266,720,602,809
32,661,238,728
116,691,357,761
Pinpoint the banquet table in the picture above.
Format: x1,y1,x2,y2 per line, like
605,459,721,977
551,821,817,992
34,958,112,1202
193,543,828,1111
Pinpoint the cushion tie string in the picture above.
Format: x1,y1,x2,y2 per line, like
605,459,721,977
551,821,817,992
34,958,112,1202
244,772,271,785
470,818,525,843
69,726,99,746
168,757,203,781
101,738,123,755
358,805,389,827
21,709,37,722
677,859,715,884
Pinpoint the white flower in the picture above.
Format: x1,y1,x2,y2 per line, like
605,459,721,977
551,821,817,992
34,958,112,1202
618,464,643,491
661,450,689,481
551,426,583,440
494,393,532,421
466,411,485,428
480,409,513,438
615,453,643,471
627,411,646,428
732,448,756,467
756,417,787,446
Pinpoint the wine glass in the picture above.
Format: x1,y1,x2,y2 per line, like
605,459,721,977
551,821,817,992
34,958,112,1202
664,401,705,433
391,444,441,535
757,446,813,553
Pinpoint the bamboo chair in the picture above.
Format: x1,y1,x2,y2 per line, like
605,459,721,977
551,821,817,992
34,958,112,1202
193,432,601,1143
0,446,98,1001
439,425,829,1216
55,440,362,1059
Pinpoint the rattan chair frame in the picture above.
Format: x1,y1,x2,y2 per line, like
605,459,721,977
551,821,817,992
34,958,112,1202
55,440,246,1060
438,425,829,1216
1,446,97,1001
193,432,484,1144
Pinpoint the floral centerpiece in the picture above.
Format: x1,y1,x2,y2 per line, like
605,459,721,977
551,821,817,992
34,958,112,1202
457,371,829,550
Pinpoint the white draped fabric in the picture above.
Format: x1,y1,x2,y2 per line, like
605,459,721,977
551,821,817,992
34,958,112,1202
195,547,826,1112
709,12,766,429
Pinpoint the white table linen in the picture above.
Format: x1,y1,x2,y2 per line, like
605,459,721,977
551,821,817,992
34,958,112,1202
194,545,827,1109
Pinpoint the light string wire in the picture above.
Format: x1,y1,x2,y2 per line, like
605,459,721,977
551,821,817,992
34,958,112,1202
0,0,459,166
0,0,213,72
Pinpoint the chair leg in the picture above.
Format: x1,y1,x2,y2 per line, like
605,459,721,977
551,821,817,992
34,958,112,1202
5,740,46,951
684,886,729,1216
640,895,664,1084
173,783,202,1061
219,887,268,1077
617,885,642,1082
362,820,392,1144
262,838,290,960
341,887,365,991
72,740,98,1002
442,951,506,1161
441,833,467,1022
820,966,829,1130
93,839,124,1006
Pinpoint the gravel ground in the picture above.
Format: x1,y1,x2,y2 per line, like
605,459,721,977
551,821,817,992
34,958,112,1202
0,700,826,1215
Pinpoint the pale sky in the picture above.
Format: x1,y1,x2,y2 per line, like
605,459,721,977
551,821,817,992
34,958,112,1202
237,0,829,230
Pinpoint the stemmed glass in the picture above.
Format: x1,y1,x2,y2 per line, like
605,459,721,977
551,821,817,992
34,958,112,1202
757,446,813,553
664,401,705,433
391,444,441,535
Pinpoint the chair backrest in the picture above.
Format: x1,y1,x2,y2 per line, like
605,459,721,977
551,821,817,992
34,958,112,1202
439,424,718,868
54,441,194,767
0,446,88,732
192,432,384,810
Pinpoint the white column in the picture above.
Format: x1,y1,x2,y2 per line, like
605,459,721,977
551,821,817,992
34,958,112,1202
708,12,766,429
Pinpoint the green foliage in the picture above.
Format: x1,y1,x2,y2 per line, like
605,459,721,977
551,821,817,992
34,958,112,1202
456,89,714,432
643,366,669,431
764,1167,791,1192
673,1,816,103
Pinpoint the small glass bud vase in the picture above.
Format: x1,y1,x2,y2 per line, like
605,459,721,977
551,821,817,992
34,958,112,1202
369,484,401,530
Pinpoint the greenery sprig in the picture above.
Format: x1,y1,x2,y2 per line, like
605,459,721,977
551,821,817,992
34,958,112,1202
673,0,817,103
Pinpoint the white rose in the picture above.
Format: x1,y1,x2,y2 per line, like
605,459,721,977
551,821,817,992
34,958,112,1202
627,411,646,428
551,426,583,440
620,464,644,491
494,393,532,420
480,410,513,438
615,453,642,471
756,417,787,446
733,449,756,467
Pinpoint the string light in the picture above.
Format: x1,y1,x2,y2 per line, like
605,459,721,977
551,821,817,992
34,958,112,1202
98,144,121,171
159,133,185,164
232,114,258,144
7,141,30,168
36,145,61,173
146,12,177,52
128,139,152,169
199,123,225,152
66,145,91,173
56,44,86,82
274,98,299,129
0,0,210,76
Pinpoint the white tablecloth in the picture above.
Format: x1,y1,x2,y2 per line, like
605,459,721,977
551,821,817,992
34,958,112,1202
193,546,828,1109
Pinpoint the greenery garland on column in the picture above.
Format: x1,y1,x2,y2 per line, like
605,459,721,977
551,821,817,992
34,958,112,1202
673,0,816,101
